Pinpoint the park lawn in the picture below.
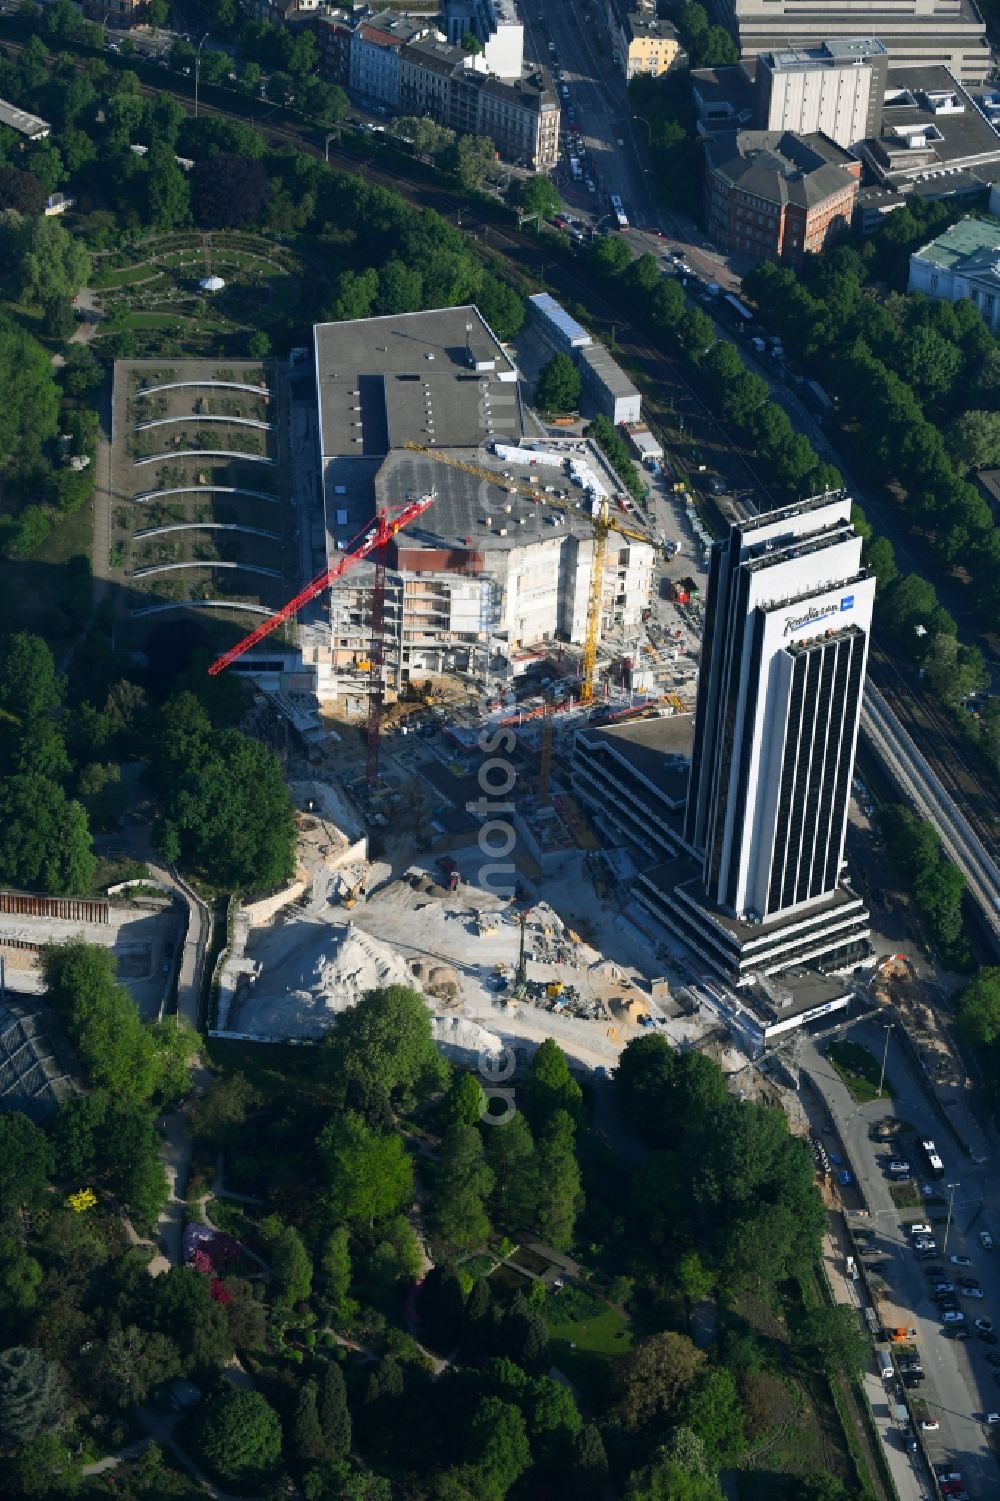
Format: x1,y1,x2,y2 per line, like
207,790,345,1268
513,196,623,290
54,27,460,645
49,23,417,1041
544,1293,632,1404
91,266,168,290
826,1040,893,1103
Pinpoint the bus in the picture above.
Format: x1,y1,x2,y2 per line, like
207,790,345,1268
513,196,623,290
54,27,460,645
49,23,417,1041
610,193,629,229
920,1138,945,1179
724,292,753,323
569,156,582,180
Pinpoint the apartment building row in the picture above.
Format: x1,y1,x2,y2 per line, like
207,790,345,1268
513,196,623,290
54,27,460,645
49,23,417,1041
318,9,559,168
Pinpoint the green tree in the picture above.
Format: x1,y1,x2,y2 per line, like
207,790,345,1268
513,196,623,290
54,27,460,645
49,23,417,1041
191,152,270,228
194,1388,282,1485
0,1347,66,1447
247,330,271,360
614,1331,707,1433
189,1072,261,1144
535,354,582,415
267,1223,313,1307
572,1422,609,1498
625,1455,723,1501
325,984,448,1105
465,1396,531,1495
676,1367,744,1464
291,1380,328,1468
439,1070,486,1132
661,1426,715,1481
533,1110,582,1250
517,175,560,221
800,1305,872,1379
957,968,1000,1048
84,1324,182,1409
677,1250,715,1303
4,1431,82,1498
947,408,1000,471
431,1125,494,1248
590,233,632,277
524,1374,582,1470
484,1111,536,1231
865,535,897,592
0,776,95,896
318,1112,414,1230
451,134,495,190
149,693,295,890
320,1225,354,1314
17,215,90,306
522,1038,582,1125
148,1267,234,1374
0,322,60,466
145,141,190,229
0,633,61,723
318,1361,352,1458
41,942,164,1099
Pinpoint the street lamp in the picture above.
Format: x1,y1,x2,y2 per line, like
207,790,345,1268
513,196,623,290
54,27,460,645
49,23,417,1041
877,1022,893,1099
943,1182,960,1256
634,115,653,149
194,32,210,120
325,131,339,164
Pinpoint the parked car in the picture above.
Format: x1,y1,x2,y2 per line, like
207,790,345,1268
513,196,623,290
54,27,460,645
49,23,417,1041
909,1223,933,1237
980,1230,994,1250
975,1317,994,1332
933,1281,956,1293
943,1310,966,1323
951,1254,974,1266
921,1419,940,1431
960,1285,985,1298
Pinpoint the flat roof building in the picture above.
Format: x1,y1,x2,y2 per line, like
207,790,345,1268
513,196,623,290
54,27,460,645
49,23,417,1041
305,307,654,701
708,0,989,87
858,66,1000,196
908,214,1000,332
0,98,50,139
754,38,889,151
577,344,641,425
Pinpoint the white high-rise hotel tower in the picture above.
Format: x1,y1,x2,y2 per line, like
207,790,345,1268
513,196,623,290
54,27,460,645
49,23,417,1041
641,491,875,987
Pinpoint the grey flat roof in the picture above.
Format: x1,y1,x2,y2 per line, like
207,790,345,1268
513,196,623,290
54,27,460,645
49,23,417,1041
314,306,521,462
864,66,1000,181
578,343,639,400
373,438,643,554
579,714,692,803
0,97,50,137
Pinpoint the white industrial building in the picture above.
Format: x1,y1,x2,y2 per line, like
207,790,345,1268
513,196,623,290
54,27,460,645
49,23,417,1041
527,293,642,424
300,306,654,703
754,38,889,152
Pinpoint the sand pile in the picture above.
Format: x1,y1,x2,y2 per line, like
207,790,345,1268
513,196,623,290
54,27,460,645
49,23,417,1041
309,925,416,1013
432,1015,504,1065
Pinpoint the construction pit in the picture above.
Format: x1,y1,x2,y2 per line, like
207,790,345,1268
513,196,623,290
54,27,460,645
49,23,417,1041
219,838,727,1072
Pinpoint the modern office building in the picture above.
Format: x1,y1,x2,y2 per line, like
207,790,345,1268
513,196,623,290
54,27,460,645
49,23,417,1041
635,493,874,987
704,129,861,268
908,214,1000,332
754,38,889,151
303,306,654,702
708,0,989,86
857,67,1000,203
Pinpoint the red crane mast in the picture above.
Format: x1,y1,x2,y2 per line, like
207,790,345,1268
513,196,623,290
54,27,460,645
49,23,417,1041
207,494,434,678
208,494,434,784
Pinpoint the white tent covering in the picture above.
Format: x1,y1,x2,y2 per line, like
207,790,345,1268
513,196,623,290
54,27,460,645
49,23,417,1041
200,275,226,293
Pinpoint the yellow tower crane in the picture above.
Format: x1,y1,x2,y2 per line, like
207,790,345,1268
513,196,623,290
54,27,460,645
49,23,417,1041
401,442,651,703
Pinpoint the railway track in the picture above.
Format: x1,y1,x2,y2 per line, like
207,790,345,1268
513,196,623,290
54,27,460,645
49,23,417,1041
869,645,1000,855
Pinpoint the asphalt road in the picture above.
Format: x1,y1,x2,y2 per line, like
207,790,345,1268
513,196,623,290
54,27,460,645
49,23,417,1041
796,1019,1000,1496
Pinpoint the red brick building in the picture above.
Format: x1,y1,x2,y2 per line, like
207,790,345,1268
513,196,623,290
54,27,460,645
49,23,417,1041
704,129,860,269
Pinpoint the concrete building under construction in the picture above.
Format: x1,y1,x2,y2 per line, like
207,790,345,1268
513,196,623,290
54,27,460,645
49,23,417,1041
303,306,655,701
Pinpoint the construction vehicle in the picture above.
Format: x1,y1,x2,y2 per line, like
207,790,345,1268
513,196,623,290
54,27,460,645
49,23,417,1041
207,494,436,786
341,877,365,910
401,442,651,703
546,980,564,999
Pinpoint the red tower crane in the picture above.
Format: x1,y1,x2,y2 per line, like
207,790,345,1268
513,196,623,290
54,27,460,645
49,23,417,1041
207,494,435,782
